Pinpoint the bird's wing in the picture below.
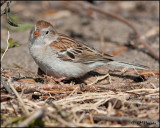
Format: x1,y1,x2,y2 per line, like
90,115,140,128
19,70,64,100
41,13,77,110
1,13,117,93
49,33,113,64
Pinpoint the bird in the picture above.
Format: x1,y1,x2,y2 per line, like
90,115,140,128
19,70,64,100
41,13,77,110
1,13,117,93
29,20,147,82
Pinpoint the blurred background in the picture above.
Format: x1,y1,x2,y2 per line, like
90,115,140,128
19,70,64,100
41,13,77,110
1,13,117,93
1,1,159,73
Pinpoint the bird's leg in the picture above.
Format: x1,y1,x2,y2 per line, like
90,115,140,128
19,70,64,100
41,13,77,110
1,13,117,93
52,77,66,83
43,75,66,83
42,74,66,83
38,68,66,83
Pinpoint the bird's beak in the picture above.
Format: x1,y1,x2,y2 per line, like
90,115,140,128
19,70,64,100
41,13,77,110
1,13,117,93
34,29,41,37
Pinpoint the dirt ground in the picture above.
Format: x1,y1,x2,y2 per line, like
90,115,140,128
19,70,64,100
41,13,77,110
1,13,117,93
1,1,159,127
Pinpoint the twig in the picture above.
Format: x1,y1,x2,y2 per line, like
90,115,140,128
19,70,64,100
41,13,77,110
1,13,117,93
1,31,9,62
126,88,159,93
66,86,79,97
49,102,70,118
89,114,94,124
1,1,19,27
1,76,14,95
92,115,159,126
88,73,111,85
8,78,29,115
75,1,159,60
48,113,73,127
17,108,45,127
56,116,74,127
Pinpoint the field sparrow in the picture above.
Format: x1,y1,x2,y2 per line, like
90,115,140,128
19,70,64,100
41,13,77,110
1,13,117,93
29,20,147,80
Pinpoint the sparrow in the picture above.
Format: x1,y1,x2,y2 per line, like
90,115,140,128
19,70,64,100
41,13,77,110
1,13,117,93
29,20,147,80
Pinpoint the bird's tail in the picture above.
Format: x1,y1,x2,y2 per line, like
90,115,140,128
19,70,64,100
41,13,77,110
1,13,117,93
108,61,148,70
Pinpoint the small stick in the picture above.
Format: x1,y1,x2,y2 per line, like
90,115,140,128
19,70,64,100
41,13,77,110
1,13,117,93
92,115,159,126
88,73,111,85
1,76,14,95
17,108,45,127
89,114,94,124
1,31,9,62
67,86,79,97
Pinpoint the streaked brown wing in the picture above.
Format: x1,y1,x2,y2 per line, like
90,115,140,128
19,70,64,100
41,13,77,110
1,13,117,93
49,33,113,63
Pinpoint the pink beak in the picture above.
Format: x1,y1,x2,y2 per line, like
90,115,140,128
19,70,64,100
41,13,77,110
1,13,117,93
34,30,41,37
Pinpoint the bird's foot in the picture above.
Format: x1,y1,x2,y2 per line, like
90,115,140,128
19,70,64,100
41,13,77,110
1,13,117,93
52,77,66,83
43,75,66,84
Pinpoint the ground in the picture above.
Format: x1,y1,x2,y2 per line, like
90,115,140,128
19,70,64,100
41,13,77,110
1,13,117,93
1,1,159,127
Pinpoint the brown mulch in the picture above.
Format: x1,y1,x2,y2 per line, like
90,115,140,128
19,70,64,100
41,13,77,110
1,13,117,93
1,67,159,127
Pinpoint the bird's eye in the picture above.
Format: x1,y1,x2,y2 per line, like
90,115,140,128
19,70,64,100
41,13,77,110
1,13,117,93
46,31,49,34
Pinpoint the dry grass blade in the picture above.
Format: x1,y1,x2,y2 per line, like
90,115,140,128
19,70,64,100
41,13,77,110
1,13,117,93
17,108,45,127
1,76,14,95
92,115,159,126
88,73,111,85
8,78,29,115
1,31,9,62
